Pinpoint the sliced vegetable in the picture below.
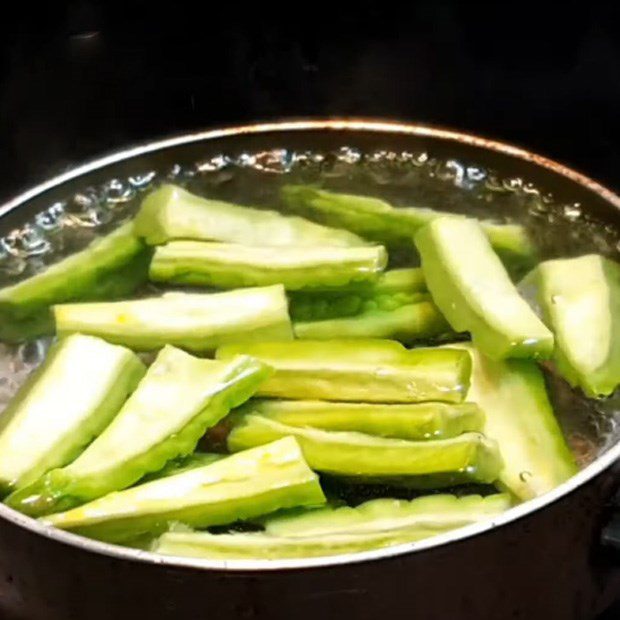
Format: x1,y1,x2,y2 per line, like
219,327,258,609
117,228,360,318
289,291,426,322
288,268,428,322
54,285,293,352
236,399,484,440
293,298,453,343
0,222,151,342
265,493,511,537
41,437,325,543
0,335,145,496
216,339,471,403
6,347,272,516
153,527,457,560
139,452,225,483
523,254,620,397
228,416,501,486
281,185,536,272
461,344,577,500
135,184,365,247
415,217,553,360
149,241,387,290
292,268,427,297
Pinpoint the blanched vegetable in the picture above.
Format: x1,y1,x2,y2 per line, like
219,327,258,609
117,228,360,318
288,268,426,322
228,416,501,486
54,285,293,352
415,217,553,360
281,185,536,273
154,524,477,560
135,184,365,247
0,222,151,342
0,335,145,495
293,298,453,343
138,452,225,483
461,344,577,500
6,347,272,516
265,493,511,537
41,437,325,542
149,241,387,290
235,399,484,440
522,254,620,397
216,339,471,403
289,291,427,322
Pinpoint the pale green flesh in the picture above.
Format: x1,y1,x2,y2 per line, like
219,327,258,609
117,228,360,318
236,399,484,440
153,525,462,559
280,185,536,273
289,290,428,323
293,300,453,344
265,493,511,538
228,416,501,485
0,335,145,495
139,453,225,483
291,268,426,296
216,339,471,403
6,348,272,515
460,344,577,500
288,268,427,322
527,254,620,397
54,285,294,352
42,438,326,542
134,184,366,247
415,217,553,360
0,222,151,342
149,241,387,290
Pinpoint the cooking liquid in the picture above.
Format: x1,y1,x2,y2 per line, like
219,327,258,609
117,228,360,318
1,146,618,504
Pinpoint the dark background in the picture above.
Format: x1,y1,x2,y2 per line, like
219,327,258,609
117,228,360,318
0,0,619,617
0,0,618,202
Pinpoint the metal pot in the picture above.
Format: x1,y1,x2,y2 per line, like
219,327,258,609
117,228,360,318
0,120,619,620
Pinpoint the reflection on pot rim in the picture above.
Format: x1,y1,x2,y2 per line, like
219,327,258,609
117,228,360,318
0,118,619,572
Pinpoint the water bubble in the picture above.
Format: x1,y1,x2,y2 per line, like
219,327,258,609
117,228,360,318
562,203,582,221
71,188,99,210
412,151,429,167
466,166,486,182
103,179,135,204
195,155,231,173
129,171,157,189
502,177,523,192
236,153,257,168
167,163,183,179
1,232,24,257
335,146,362,164
18,226,51,256
35,202,66,231
251,149,293,174
521,182,540,196
484,174,505,192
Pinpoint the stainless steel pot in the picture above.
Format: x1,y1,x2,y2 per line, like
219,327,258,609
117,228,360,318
0,120,619,620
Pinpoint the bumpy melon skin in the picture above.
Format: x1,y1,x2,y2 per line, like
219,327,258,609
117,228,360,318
134,184,366,247
149,241,387,291
41,438,325,543
281,185,537,274
228,415,502,487
6,348,272,517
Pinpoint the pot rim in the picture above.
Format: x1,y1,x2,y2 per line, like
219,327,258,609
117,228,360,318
0,118,618,572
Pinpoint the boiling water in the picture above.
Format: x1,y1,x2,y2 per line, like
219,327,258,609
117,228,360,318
1,146,619,479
